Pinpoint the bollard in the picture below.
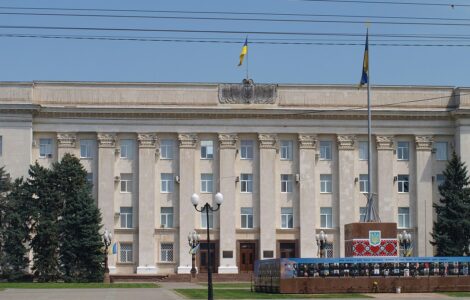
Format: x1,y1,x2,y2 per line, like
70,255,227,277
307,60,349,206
396,287,401,294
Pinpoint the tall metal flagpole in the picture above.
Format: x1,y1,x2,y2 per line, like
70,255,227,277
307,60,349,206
246,38,249,80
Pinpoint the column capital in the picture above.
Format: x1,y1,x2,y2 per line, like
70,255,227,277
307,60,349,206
137,133,157,148
298,134,317,150
376,135,395,151
415,135,434,151
97,133,116,148
258,133,277,149
57,132,77,148
218,133,238,149
178,133,198,149
337,135,356,151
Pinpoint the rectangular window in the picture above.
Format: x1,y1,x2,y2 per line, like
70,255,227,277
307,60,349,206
160,207,174,228
80,139,93,159
240,140,253,160
0,136,2,156
201,173,214,193
120,173,133,193
436,174,445,187
325,243,334,258
435,142,448,161
281,207,294,229
120,243,133,263
160,139,174,160
201,140,214,159
280,174,293,193
201,208,214,229
240,173,253,193
240,207,254,229
86,173,93,186
160,243,174,262
397,141,409,161
280,140,293,160
161,173,174,193
397,174,409,193
359,207,367,222
39,138,52,158
319,141,332,160
120,139,134,159
120,207,133,228
320,174,332,193
398,207,410,228
320,207,333,228
359,174,369,193
359,141,368,160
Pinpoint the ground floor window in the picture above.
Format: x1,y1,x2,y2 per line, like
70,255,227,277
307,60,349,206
161,243,174,262
120,243,133,263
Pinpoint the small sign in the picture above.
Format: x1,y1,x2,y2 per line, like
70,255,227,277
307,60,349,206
222,251,233,258
263,250,274,258
369,230,381,246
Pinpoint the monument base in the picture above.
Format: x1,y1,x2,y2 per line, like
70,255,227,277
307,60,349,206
345,222,398,257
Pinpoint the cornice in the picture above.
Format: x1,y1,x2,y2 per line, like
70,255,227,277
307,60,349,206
258,133,277,149
178,133,198,149
376,135,395,151
337,135,356,150
415,135,434,151
97,133,116,148
298,134,317,150
57,132,77,148
218,133,238,149
137,133,156,148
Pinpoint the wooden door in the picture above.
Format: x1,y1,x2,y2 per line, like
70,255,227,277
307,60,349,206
198,242,217,273
239,243,255,271
279,242,296,258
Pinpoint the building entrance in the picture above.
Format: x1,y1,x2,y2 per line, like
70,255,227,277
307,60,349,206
279,242,296,258
239,242,256,271
198,242,218,273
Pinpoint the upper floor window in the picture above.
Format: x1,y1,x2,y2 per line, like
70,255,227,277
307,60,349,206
397,207,410,228
39,138,52,158
280,140,293,160
280,174,293,193
359,141,368,160
120,173,133,193
160,139,174,160
436,174,445,187
280,207,293,229
320,207,333,228
397,174,409,193
240,173,253,193
160,243,174,262
201,208,213,229
435,142,448,161
201,140,214,159
86,173,93,187
397,141,409,161
359,174,369,193
319,141,332,160
120,243,133,263
320,174,332,193
120,207,133,228
80,139,94,159
359,207,367,222
161,173,174,193
240,207,254,229
160,207,174,228
201,173,214,193
120,139,134,159
240,140,253,160
0,136,2,156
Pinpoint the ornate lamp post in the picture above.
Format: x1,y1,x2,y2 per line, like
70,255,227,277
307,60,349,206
398,230,412,257
191,192,224,300
316,230,328,258
103,228,112,284
188,231,201,282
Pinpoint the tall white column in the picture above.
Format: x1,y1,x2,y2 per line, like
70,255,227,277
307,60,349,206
57,133,77,160
137,133,157,274
258,134,277,259
376,136,395,222
415,135,434,256
177,133,198,274
218,133,238,274
298,134,317,257
337,135,356,257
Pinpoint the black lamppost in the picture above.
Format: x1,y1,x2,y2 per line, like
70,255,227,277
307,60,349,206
315,230,328,258
103,228,112,284
191,192,224,300
188,231,201,282
398,230,412,257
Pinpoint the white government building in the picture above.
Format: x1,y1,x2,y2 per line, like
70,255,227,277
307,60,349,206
0,80,468,275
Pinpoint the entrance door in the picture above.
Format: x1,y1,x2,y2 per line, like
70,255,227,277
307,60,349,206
198,242,217,273
279,242,296,258
239,243,256,271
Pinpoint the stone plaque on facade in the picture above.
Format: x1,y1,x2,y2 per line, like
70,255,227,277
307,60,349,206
218,79,277,104
222,251,233,258
263,250,274,258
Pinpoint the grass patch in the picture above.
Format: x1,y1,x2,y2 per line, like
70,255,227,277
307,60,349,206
0,282,159,289
440,292,470,297
197,282,252,289
174,288,372,299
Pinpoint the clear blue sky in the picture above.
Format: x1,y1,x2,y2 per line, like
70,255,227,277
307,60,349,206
0,0,469,86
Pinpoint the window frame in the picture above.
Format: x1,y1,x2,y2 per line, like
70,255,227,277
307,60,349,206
160,243,174,262
280,207,294,229
397,207,410,228
200,140,214,159
359,207,367,222
320,207,333,229
397,174,409,193
280,174,293,193
160,139,174,160
240,140,254,160
319,141,332,161
435,142,448,161
397,141,410,161
359,141,368,161
120,207,133,229
120,173,133,193
240,173,253,193
201,208,214,229
280,140,293,160
436,174,445,187
200,173,214,193
160,173,174,193
119,243,133,263
39,138,53,158
359,174,369,193
240,207,254,229
320,174,332,193
160,207,174,228
120,139,134,160
80,139,93,159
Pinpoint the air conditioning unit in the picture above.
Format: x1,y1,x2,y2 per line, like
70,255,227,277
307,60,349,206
315,153,320,160
114,176,121,182
115,148,120,154
235,176,240,183
47,154,53,158
431,148,437,154
295,174,300,183
175,175,180,183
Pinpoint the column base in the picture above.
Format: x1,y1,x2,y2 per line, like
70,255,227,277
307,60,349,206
218,265,239,274
136,266,157,274
109,266,117,274
177,266,192,274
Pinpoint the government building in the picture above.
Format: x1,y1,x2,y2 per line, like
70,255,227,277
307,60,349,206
0,80,468,275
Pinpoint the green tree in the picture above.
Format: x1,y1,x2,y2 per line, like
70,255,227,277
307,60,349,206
431,152,470,256
0,166,12,278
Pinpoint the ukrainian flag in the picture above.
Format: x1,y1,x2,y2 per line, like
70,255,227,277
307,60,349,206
238,38,248,66
360,30,369,87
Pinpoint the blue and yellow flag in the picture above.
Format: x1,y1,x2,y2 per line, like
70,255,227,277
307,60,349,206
360,30,369,87
238,38,248,66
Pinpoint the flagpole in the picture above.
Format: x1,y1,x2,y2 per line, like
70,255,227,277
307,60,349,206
246,39,249,80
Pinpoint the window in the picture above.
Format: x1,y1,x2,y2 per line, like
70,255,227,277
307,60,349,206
359,174,369,193
161,173,174,193
397,175,409,193
435,142,448,161
160,243,174,262
436,174,445,187
240,173,253,193
39,138,52,158
201,173,213,193
324,243,334,258
359,207,367,222
120,207,133,228
120,173,133,193
0,136,2,156
80,139,93,159
240,140,253,160
240,207,254,229
280,140,293,160
120,139,134,159
320,207,333,228
160,207,174,228
160,139,174,159
319,141,332,160
320,174,332,193
397,207,410,228
86,173,93,186
201,208,214,229
397,142,409,161
359,141,368,160
281,207,293,229
281,174,293,193
201,140,214,159
120,243,133,263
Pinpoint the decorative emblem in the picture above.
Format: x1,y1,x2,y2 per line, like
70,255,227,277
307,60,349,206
369,231,381,247
218,79,277,104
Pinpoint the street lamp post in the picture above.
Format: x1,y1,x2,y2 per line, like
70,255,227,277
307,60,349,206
188,231,201,282
191,192,224,300
103,228,112,284
398,230,412,257
315,231,328,258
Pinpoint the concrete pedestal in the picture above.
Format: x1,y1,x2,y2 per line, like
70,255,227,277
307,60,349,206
344,222,398,257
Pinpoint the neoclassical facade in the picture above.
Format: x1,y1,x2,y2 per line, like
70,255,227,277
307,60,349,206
0,81,469,275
